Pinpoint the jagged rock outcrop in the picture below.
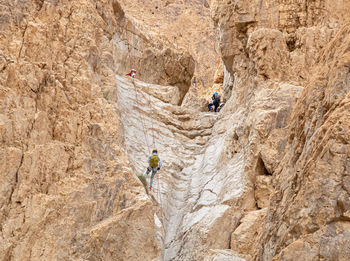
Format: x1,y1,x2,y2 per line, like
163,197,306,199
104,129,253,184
117,0,218,108
210,0,350,260
230,208,267,260
260,25,350,261
115,60,285,260
115,75,223,260
112,13,195,103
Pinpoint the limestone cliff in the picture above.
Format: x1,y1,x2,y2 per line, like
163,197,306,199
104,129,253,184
0,0,192,260
117,0,219,108
211,0,350,260
2,0,350,260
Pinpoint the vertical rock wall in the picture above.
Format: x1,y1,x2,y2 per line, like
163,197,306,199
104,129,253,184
108,1,350,260
0,1,161,260
0,0,194,260
115,73,247,261
211,0,350,260
260,23,350,261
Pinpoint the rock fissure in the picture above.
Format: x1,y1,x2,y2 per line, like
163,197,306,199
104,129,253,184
17,24,28,60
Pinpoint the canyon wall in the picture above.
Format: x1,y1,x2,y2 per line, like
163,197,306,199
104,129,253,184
0,0,193,260
1,0,350,260
211,0,350,260
117,0,219,108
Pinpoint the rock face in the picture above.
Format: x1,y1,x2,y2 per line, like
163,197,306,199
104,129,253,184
231,208,267,260
2,0,350,260
211,0,350,260
260,25,350,260
117,0,219,108
0,0,194,260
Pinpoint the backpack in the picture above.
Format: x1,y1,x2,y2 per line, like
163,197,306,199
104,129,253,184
150,155,159,167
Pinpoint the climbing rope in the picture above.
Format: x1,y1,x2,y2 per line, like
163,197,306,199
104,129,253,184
132,24,135,68
130,78,163,208
146,86,162,208
134,82,157,149
132,81,151,155
125,21,154,159
135,84,162,206
125,25,132,69
145,83,156,149
125,20,151,154
126,17,156,150
125,19,162,210
125,20,136,71
157,171,162,207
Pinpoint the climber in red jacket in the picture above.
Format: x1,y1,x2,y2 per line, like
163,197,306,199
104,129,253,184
126,69,136,78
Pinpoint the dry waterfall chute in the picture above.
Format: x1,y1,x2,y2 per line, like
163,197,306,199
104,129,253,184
123,21,163,204
131,80,163,204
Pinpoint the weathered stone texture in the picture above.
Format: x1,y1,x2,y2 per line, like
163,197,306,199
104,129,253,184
117,0,218,108
2,0,350,260
0,0,196,259
231,208,268,259
260,25,350,261
211,0,350,260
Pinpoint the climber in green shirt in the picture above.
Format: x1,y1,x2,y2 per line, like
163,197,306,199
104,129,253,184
145,149,162,190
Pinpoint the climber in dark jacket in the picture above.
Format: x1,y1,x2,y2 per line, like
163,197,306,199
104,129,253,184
208,92,221,112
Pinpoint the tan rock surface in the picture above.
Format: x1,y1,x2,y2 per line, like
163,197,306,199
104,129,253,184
116,75,242,260
114,57,303,260
231,208,268,259
255,176,273,209
2,0,350,260
211,0,350,260
117,0,219,107
0,0,196,259
204,249,247,261
259,25,350,260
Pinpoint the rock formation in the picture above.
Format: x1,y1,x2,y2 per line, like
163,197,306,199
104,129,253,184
117,0,219,108
0,0,191,259
211,0,350,260
1,0,350,260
